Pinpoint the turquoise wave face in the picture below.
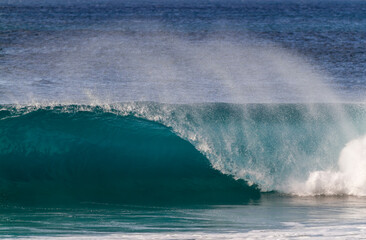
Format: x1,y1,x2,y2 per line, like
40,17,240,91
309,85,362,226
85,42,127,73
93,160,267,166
0,106,259,205
1,102,366,205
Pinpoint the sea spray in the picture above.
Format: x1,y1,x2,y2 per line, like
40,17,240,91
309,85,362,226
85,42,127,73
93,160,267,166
1,33,337,104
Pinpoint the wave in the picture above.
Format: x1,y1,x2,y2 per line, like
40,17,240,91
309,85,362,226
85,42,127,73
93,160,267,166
1,102,366,205
0,104,259,205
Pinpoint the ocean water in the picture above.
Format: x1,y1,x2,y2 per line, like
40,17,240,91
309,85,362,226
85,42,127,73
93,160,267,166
1,0,366,239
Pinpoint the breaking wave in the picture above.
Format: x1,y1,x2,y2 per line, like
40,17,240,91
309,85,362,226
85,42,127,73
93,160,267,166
1,102,366,205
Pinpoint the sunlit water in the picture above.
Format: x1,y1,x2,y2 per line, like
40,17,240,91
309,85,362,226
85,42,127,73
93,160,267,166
2,196,366,239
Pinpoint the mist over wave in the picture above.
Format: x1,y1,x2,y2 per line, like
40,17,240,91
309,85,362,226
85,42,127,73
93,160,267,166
1,5,366,201
1,31,339,104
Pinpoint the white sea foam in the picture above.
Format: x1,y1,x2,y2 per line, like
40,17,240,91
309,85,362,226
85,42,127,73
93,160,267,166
3,225,366,240
291,135,366,196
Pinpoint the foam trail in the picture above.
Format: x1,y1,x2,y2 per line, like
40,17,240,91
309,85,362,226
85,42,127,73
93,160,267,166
292,135,366,196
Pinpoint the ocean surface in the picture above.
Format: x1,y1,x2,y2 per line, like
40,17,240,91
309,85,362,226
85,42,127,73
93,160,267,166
1,0,366,239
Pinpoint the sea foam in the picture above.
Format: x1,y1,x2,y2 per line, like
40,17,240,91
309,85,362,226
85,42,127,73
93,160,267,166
292,135,366,196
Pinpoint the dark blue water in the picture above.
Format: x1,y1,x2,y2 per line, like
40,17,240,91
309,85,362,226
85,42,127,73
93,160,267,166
1,0,366,239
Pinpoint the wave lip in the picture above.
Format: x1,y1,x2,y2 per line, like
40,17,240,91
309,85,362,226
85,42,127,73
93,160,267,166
0,106,259,205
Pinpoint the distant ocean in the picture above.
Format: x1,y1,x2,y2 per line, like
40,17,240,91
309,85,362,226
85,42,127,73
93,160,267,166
1,0,366,239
